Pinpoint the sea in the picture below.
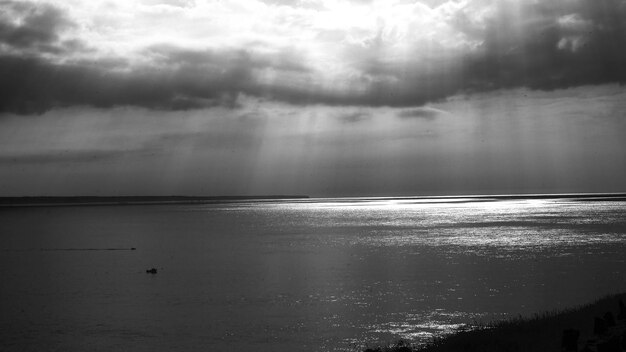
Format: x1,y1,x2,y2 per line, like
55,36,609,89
1,196,626,352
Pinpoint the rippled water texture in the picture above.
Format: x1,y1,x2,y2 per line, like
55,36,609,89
1,197,626,351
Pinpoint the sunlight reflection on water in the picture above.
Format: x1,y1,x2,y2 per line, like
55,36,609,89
225,198,626,348
232,198,626,250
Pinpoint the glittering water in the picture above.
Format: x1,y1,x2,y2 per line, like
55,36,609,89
1,197,626,351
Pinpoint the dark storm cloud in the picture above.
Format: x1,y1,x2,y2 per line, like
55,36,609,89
356,0,626,105
0,0,74,54
0,0,625,114
147,44,309,72
346,0,626,106
460,0,626,92
0,42,316,113
0,54,250,114
0,56,186,113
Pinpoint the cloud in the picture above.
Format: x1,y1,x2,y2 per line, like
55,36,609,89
0,53,251,114
337,111,372,123
396,107,446,120
256,0,325,9
0,0,625,114
459,0,626,91
145,130,265,151
0,0,76,54
0,148,132,164
1,86,625,196
0,104,269,168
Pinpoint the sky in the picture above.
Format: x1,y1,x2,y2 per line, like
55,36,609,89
0,0,625,197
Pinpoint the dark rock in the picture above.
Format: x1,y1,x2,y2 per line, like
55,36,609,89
562,329,580,352
146,268,157,274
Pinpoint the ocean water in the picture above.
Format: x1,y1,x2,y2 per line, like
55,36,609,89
1,197,626,351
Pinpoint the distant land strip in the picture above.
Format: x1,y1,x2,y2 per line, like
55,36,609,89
0,195,310,207
1,193,626,207
1,247,137,252
468,192,626,201
39,248,137,251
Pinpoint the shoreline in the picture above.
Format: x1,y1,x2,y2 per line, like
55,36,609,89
364,292,626,352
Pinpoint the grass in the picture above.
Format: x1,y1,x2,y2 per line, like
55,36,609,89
363,292,626,352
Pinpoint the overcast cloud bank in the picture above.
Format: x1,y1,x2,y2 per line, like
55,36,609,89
1,0,625,113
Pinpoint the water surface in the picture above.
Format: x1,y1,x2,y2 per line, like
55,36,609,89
1,197,626,351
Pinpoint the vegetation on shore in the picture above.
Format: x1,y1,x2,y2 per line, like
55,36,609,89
363,293,626,352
